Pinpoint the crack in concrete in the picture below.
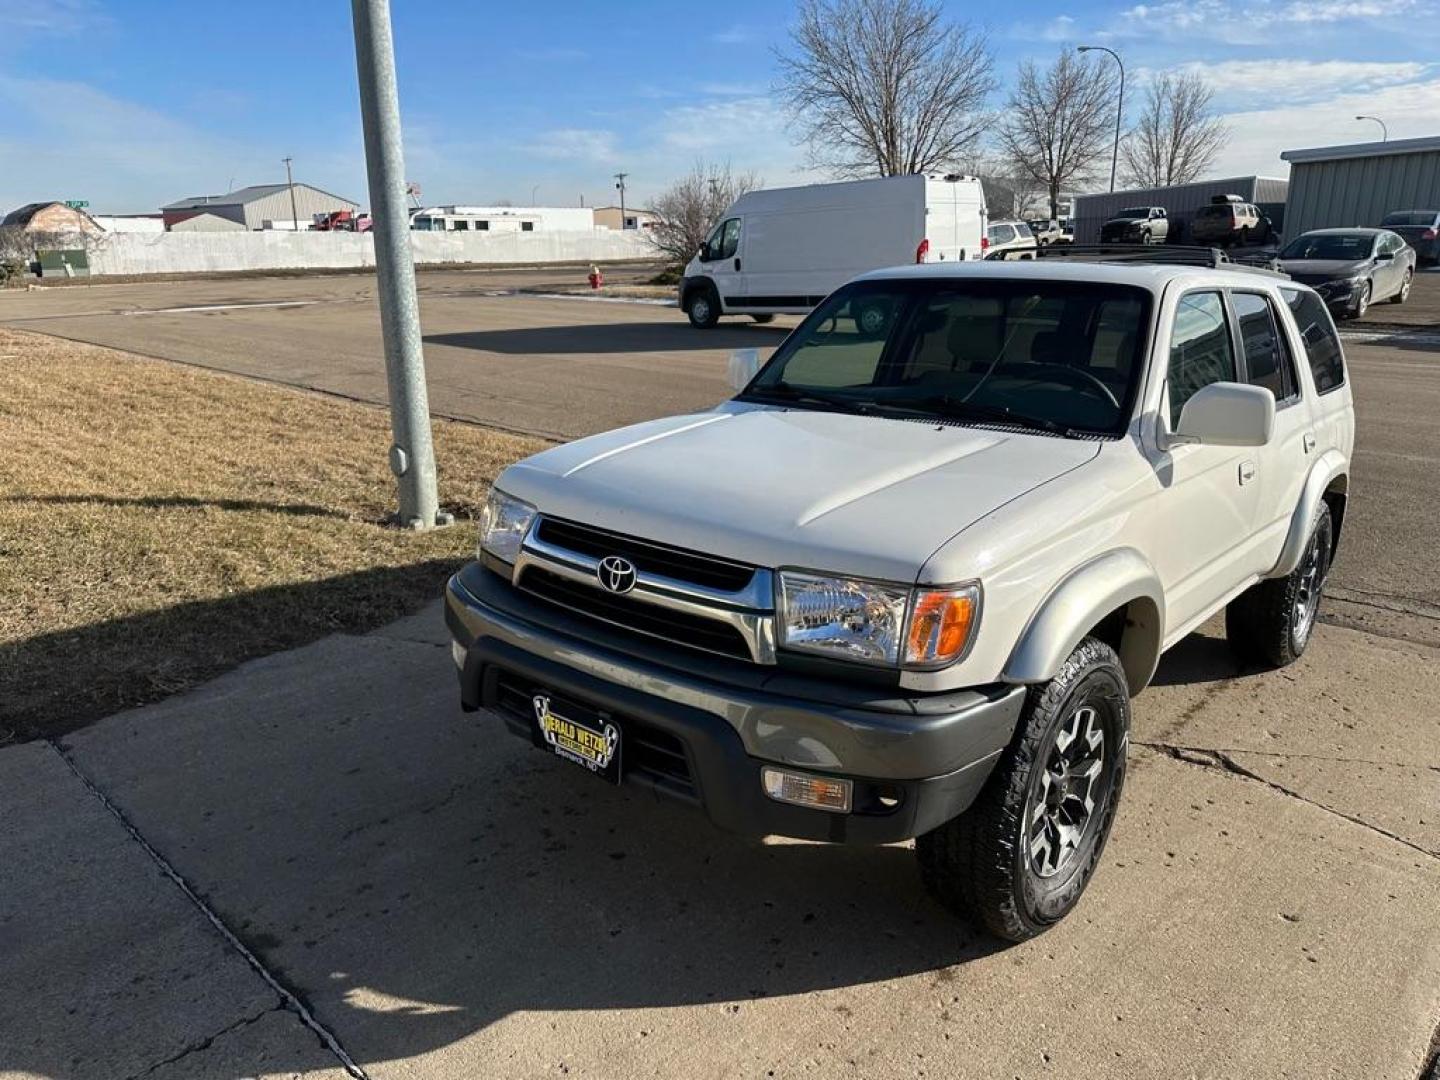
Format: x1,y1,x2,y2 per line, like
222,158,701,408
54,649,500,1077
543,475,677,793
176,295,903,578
46,739,371,1080
1134,739,1438,773
1136,741,1439,863
122,1000,283,1080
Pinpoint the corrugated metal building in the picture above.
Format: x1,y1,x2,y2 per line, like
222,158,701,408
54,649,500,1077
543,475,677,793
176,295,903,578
1072,176,1288,244
1280,136,1440,238
161,184,359,230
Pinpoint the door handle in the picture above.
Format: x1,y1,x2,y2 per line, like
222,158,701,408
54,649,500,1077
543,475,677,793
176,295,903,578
1302,432,1317,453
734,257,742,272
1239,460,1256,486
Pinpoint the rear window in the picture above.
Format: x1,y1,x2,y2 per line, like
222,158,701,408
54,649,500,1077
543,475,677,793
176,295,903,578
1381,211,1437,227
1195,205,1232,219
1281,288,1346,394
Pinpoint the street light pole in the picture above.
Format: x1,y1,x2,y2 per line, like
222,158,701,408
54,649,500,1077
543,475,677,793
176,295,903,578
1078,45,1124,193
282,156,299,231
350,0,446,530
1355,114,1388,141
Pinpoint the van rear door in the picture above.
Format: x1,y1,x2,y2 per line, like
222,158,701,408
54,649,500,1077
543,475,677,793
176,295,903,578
924,178,985,262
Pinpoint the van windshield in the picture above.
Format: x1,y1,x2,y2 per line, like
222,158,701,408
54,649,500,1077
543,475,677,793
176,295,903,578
742,279,1151,437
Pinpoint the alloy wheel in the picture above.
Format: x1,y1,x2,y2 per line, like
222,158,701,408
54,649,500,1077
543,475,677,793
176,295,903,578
1293,524,1331,648
1027,704,1108,878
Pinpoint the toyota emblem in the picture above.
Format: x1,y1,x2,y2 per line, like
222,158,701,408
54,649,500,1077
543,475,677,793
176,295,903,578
597,556,638,594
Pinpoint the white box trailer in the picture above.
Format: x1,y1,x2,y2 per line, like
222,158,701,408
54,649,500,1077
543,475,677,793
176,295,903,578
679,174,988,327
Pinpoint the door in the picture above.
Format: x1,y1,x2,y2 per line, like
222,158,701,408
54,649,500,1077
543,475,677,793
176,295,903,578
1230,290,1312,568
698,217,745,310
1151,289,1262,632
1375,233,1405,298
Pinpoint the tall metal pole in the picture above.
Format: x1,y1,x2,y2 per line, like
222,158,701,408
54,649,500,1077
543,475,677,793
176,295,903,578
351,0,444,529
1078,45,1124,193
614,172,628,228
283,156,299,230
1355,114,1387,141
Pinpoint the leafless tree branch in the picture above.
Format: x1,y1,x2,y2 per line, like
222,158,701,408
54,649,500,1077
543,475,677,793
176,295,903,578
775,0,996,177
647,161,762,267
1121,71,1229,188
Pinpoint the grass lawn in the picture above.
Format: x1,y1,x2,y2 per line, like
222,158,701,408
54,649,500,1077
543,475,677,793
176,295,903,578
0,327,549,741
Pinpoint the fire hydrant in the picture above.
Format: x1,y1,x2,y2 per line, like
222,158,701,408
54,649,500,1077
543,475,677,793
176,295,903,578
587,265,604,290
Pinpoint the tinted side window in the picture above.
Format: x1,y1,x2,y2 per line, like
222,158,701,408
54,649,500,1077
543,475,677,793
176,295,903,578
1232,292,1297,403
1168,291,1236,427
717,218,741,259
1281,288,1346,394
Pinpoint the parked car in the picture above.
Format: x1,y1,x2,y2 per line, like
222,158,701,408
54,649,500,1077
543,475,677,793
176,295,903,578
1378,209,1440,264
1027,219,1071,246
448,257,1354,942
1277,228,1416,318
985,220,1039,259
1100,206,1168,245
679,174,988,329
1191,196,1268,247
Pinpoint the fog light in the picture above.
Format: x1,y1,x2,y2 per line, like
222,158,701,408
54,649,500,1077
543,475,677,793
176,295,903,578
761,767,853,814
451,640,467,670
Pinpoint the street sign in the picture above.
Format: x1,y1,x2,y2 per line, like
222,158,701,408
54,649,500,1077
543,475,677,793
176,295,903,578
65,200,89,209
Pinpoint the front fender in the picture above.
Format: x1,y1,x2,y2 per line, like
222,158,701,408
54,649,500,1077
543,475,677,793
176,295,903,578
1003,548,1165,693
1269,449,1347,578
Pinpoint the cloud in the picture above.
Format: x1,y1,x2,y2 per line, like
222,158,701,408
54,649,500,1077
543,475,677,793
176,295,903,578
1144,59,1431,103
520,128,620,165
0,0,107,37
1206,76,1440,175
1083,0,1429,43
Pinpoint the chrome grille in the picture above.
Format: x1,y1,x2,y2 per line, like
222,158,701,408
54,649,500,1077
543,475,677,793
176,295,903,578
513,516,776,664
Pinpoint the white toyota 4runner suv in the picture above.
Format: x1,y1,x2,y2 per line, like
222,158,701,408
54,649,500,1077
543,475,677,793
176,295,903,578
446,259,1354,941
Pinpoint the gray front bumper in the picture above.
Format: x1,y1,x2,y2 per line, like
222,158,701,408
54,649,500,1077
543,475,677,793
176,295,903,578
445,563,1026,843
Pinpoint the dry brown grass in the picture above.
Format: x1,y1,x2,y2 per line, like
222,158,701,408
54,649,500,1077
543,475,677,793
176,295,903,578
0,327,549,740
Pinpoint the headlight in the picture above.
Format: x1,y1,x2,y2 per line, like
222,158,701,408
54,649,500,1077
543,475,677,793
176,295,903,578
777,572,981,669
477,488,536,564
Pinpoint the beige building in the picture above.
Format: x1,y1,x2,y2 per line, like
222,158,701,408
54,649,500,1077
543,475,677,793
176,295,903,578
168,212,248,233
161,183,359,231
1,201,102,235
593,204,658,231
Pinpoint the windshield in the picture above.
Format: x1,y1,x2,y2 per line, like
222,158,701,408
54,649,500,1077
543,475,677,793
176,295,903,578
1280,233,1375,260
1118,207,1151,217
1381,211,1436,227
741,279,1152,436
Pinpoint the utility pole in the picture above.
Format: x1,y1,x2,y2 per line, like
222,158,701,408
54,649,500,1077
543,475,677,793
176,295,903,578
350,0,446,529
1078,45,1124,193
614,171,628,228
282,156,299,230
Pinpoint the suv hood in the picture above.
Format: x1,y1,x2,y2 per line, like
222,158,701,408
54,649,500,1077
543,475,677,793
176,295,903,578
499,407,1100,583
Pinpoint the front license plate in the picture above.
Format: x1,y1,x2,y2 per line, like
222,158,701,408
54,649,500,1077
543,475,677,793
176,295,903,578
531,692,621,784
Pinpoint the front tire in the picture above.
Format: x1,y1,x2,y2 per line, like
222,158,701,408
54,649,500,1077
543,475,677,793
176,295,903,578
916,637,1129,942
686,288,719,329
1226,503,1332,668
1348,281,1371,319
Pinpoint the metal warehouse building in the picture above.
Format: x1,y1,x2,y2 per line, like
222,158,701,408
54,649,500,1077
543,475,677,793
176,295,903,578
1280,136,1440,238
161,183,359,231
1072,176,1288,244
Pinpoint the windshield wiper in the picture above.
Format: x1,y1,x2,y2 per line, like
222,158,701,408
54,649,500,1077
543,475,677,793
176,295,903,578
744,382,877,414
895,394,1082,437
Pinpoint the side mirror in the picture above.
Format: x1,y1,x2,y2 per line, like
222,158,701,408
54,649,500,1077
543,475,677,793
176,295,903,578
728,347,761,392
1173,382,1274,447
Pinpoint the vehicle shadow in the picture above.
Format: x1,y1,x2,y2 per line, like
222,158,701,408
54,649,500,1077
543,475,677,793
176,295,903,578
9,596,1008,1079
425,321,789,356
1146,629,1241,687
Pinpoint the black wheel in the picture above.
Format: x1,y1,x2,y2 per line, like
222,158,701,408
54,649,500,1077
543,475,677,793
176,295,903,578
750,313,775,324
686,288,720,329
1238,226,1251,246
916,637,1129,942
1226,503,1332,668
1391,269,1413,304
1348,281,1371,319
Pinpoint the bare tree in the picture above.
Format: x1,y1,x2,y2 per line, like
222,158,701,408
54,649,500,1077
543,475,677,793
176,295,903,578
997,51,1118,221
1121,72,1229,188
647,161,761,267
775,0,996,177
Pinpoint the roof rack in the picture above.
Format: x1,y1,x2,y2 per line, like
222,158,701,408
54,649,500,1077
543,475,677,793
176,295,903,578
1028,243,1288,277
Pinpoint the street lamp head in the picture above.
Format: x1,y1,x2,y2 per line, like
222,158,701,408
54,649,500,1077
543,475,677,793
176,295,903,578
1077,45,1092,51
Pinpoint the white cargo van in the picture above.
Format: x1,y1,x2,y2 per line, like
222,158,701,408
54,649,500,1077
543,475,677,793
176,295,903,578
679,174,987,328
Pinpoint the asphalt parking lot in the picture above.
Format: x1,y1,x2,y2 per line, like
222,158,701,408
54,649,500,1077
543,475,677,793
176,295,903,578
2,268,1438,1079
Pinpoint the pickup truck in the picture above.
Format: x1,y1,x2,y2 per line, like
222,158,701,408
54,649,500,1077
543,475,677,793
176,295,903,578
1101,207,1169,245
446,259,1354,941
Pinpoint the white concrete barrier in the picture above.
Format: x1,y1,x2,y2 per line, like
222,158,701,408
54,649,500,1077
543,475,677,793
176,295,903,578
86,229,654,276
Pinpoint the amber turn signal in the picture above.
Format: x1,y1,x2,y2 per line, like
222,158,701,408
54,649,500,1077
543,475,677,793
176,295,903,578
904,586,980,667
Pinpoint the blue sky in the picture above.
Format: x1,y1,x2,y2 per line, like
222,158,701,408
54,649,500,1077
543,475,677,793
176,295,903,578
1,0,1436,214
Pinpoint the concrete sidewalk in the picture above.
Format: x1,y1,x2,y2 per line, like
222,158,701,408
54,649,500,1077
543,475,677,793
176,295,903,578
3,603,1437,1079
